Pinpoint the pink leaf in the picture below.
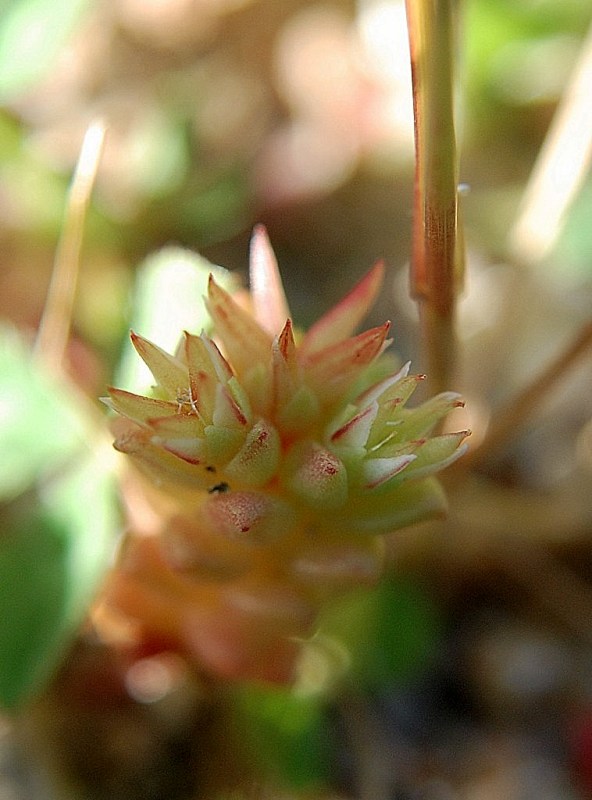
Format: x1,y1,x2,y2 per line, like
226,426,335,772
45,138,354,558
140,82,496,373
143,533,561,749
304,322,391,399
249,225,291,336
300,261,385,356
206,276,272,377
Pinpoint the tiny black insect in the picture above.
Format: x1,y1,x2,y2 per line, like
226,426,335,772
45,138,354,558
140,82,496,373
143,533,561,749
208,482,230,494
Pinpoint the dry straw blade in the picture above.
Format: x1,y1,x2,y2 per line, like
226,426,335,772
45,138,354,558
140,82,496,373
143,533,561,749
34,120,106,370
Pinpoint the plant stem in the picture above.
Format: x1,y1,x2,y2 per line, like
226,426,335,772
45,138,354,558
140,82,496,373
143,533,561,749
34,120,106,371
405,0,462,395
508,20,592,266
464,319,592,470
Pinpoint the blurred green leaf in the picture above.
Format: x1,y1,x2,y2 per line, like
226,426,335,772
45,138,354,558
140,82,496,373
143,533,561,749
0,0,90,100
319,577,441,691
0,325,87,502
0,111,22,158
116,247,238,392
176,170,249,244
129,112,189,199
0,447,117,709
0,324,118,708
464,0,589,121
0,157,68,236
234,685,333,789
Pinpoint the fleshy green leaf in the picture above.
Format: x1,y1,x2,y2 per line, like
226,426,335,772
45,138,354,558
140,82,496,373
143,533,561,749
332,476,448,537
0,325,118,708
0,446,118,709
318,578,441,690
234,685,333,789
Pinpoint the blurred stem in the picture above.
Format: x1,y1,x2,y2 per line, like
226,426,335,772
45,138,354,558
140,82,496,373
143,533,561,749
508,20,592,265
34,120,106,371
405,0,462,395
464,319,592,470
462,24,592,471
340,693,392,800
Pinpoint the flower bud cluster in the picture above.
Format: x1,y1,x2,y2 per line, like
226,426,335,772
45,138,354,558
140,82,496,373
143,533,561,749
105,228,468,682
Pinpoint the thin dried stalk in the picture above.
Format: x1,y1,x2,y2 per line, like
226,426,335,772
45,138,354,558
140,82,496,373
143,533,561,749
405,0,463,396
508,20,592,265
340,693,393,800
464,319,592,469
463,25,592,471
34,120,106,370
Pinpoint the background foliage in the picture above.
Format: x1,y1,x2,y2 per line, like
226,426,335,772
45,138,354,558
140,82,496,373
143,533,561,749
1,1,592,798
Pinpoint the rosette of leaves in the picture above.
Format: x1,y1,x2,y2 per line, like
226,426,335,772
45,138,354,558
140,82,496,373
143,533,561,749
105,227,468,683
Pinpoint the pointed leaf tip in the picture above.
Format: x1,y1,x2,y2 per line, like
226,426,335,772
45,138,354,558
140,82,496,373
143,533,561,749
301,261,386,356
355,361,413,406
107,386,178,425
276,318,297,365
249,225,291,336
331,403,378,448
206,274,272,375
129,332,188,398
305,322,391,397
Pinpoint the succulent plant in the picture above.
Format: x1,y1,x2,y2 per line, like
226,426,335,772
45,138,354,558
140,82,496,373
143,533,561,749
104,226,468,683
